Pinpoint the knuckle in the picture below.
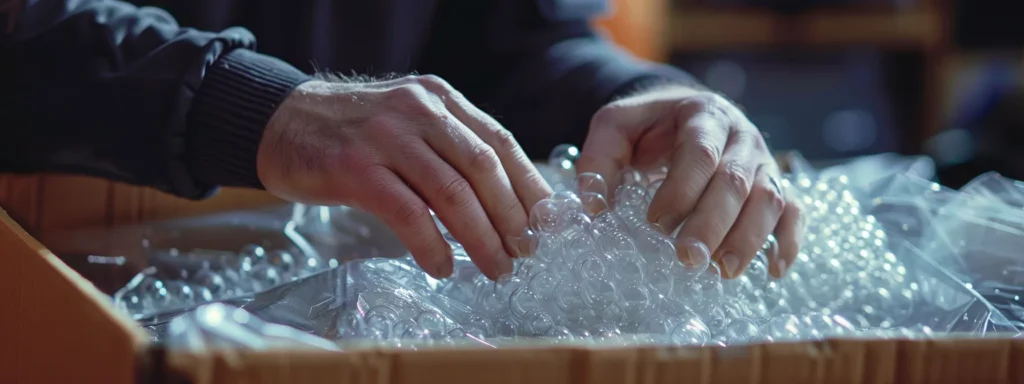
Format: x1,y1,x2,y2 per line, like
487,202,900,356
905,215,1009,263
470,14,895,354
500,198,522,220
686,92,721,107
768,190,786,213
467,142,501,172
386,84,421,101
734,130,765,152
386,86,435,115
590,106,619,129
491,128,520,154
439,177,475,209
718,163,751,199
392,198,430,229
785,197,804,222
364,116,401,137
755,181,785,212
678,93,716,111
417,74,450,89
691,142,721,174
679,93,734,123
751,130,770,151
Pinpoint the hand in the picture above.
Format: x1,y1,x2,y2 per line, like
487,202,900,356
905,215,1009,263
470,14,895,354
257,75,552,280
576,86,803,279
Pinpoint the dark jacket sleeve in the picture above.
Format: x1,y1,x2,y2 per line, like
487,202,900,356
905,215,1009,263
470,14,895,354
0,0,312,199
419,0,700,159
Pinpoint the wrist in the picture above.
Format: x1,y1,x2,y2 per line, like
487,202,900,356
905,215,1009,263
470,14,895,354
258,79,356,203
184,49,313,193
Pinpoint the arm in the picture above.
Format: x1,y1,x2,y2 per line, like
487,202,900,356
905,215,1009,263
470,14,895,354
418,0,699,159
0,0,312,199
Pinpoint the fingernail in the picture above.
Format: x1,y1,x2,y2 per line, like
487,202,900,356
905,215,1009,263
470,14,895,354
435,255,454,278
775,258,789,277
677,238,710,270
649,221,667,234
721,252,740,278
507,229,539,257
654,216,674,234
495,254,514,276
432,248,454,278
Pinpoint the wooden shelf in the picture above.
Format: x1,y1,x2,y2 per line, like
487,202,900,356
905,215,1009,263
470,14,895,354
670,8,944,51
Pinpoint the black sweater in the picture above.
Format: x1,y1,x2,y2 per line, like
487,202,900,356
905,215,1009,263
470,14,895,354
0,0,696,199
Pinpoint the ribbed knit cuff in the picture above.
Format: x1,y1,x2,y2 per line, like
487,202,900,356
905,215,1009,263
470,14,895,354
185,49,313,192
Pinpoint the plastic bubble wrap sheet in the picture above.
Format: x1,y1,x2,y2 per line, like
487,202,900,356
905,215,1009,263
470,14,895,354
867,171,1024,331
114,149,1022,351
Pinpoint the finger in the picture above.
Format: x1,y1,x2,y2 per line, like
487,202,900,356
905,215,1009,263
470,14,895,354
576,118,632,195
432,82,553,210
576,89,715,193
392,140,513,280
647,110,729,233
675,131,758,278
771,192,803,278
576,100,673,192
715,166,785,279
359,165,453,279
395,75,542,256
419,110,530,259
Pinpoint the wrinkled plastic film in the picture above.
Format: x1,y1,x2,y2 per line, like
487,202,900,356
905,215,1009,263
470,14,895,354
90,147,1024,351
921,173,1024,329
165,303,342,351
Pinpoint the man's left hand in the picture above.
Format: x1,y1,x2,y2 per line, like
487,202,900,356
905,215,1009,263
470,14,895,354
576,86,803,279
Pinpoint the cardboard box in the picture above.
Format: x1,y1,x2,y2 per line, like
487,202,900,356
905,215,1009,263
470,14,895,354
0,174,282,235
4,173,1024,384
3,209,1024,383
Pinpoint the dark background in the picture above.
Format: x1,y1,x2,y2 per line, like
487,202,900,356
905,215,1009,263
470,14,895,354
599,0,1024,188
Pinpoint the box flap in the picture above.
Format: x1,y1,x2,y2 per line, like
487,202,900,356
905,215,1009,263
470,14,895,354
0,208,149,383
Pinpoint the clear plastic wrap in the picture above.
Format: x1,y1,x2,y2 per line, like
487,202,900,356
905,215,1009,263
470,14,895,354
165,303,342,351
138,237,1013,350
908,172,1024,329
64,149,1024,351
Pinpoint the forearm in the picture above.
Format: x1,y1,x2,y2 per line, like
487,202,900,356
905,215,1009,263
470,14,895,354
0,0,311,199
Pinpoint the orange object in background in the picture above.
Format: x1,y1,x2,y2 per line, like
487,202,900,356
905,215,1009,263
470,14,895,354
593,0,668,62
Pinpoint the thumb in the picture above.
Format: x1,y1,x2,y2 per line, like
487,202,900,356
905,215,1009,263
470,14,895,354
576,96,680,192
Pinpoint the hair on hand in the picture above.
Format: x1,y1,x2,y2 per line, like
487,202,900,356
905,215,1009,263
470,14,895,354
313,70,413,84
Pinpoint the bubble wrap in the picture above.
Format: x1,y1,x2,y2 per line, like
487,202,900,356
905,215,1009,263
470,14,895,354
116,147,1021,351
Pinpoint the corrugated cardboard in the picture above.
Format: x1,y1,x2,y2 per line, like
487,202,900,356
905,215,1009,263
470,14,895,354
3,206,1024,384
0,206,148,384
0,174,282,234
154,338,1024,384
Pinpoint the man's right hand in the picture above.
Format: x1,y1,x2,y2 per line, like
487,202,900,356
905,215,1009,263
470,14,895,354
257,75,553,280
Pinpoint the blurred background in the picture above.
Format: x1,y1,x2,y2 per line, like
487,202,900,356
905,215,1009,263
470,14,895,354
594,0,1024,189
